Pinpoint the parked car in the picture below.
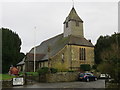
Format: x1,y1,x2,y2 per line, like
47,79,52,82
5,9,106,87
79,73,97,82
99,73,111,79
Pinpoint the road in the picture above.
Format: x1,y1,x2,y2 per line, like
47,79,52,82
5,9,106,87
13,79,105,88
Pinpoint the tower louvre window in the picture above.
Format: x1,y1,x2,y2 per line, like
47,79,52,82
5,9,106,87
66,22,68,28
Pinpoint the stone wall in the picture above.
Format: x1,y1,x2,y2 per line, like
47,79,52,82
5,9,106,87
2,79,13,88
51,45,70,71
27,72,79,83
70,45,94,66
51,45,94,71
46,72,79,83
64,19,84,37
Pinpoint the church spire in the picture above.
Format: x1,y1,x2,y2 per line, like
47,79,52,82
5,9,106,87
64,7,83,24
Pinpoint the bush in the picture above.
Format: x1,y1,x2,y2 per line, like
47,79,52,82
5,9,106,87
37,67,58,75
37,67,49,75
80,64,91,71
50,68,58,73
67,70,75,72
92,65,97,70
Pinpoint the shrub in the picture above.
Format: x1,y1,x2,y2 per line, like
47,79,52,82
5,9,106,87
80,64,91,71
92,65,97,70
50,68,58,73
67,70,75,72
37,67,49,75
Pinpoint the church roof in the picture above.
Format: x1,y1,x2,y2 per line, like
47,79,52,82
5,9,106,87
27,34,94,62
17,58,25,66
64,7,83,24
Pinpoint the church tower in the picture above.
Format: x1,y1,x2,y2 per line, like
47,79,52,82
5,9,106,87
63,7,84,37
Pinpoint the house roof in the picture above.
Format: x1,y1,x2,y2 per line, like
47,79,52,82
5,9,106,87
26,33,94,62
64,7,83,24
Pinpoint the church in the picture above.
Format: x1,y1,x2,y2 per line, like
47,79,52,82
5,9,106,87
25,7,94,72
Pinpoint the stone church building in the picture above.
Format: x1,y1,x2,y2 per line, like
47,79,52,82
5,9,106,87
25,7,94,72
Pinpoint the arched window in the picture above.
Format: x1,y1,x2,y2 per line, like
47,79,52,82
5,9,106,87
62,53,64,63
79,48,86,60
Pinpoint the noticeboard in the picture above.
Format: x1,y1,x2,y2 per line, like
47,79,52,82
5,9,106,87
13,77,24,86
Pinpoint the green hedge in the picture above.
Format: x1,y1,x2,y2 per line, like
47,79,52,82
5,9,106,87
50,68,58,73
37,67,49,75
37,67,58,75
80,64,91,71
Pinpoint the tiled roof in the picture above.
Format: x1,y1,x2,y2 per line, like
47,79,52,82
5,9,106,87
64,7,83,24
26,53,45,61
69,36,94,46
26,34,94,61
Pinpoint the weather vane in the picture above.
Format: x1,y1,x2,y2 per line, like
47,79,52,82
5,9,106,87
72,0,74,7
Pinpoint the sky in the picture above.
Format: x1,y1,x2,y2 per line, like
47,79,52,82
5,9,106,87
1,0,118,54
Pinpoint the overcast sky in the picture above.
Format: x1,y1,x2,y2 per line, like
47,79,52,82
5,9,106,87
1,1,118,54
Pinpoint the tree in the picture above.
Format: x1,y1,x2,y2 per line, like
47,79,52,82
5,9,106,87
1,28,25,73
95,33,120,83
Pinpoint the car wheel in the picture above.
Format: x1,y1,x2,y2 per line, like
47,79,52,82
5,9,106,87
95,78,97,81
86,78,89,82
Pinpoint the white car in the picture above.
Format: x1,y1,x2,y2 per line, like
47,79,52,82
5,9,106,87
99,74,111,79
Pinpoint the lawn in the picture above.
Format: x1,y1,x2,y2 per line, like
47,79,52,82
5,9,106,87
0,74,16,80
0,72,39,80
25,72,39,76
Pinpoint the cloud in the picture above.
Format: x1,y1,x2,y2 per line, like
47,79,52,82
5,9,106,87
1,2,118,53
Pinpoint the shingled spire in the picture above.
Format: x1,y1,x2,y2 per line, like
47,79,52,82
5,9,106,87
63,7,84,37
64,7,83,24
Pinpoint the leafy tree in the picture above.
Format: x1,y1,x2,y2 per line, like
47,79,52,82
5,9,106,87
1,28,25,73
95,33,120,84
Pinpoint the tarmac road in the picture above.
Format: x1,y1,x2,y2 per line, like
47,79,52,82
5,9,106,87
12,79,105,88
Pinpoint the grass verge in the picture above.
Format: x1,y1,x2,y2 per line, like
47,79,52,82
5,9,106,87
0,74,16,80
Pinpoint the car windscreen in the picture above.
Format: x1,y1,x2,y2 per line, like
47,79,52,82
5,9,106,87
80,73,84,77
